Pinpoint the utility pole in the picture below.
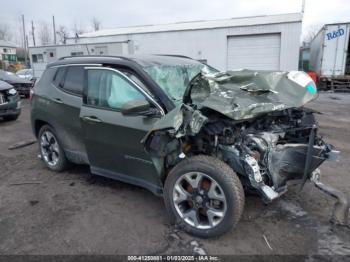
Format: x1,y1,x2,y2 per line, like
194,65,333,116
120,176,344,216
26,35,29,53
52,15,57,44
301,0,306,14
31,20,36,46
26,35,29,68
21,15,28,66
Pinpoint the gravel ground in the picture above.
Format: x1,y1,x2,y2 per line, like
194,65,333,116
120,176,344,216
0,93,349,256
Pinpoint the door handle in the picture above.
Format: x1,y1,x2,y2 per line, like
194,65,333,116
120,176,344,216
82,116,103,123
53,98,63,104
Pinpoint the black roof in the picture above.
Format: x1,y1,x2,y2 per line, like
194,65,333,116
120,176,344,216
48,54,201,68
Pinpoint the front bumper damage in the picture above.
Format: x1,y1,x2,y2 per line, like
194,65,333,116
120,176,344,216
143,104,349,226
0,91,21,117
220,133,338,201
144,69,349,226
218,120,348,226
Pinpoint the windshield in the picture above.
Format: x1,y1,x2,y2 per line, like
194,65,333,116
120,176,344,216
143,63,217,101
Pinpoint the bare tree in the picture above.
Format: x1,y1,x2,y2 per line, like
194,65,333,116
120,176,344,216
72,21,86,37
38,21,52,45
56,25,69,44
91,17,101,31
303,24,322,44
0,23,12,41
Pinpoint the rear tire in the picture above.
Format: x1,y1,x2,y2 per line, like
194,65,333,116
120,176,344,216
38,125,70,172
164,155,245,238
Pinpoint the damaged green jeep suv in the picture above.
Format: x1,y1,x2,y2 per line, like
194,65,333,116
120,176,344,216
31,55,338,238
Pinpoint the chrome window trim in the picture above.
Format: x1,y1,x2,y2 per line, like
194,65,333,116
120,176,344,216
84,66,165,116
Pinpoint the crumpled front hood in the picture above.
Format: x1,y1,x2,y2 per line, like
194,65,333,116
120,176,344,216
192,70,318,120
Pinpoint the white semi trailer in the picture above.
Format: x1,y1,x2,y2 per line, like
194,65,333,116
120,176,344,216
309,23,350,91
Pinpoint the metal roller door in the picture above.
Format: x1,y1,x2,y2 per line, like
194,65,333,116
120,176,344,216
227,34,281,70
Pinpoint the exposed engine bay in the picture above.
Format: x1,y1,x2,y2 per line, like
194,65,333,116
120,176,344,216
145,104,335,202
189,106,334,201
143,70,340,204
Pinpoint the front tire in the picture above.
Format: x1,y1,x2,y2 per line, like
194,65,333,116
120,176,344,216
164,155,245,238
38,125,70,172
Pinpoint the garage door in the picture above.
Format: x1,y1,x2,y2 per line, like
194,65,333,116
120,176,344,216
227,34,281,70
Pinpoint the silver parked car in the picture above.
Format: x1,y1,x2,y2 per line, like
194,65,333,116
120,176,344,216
16,69,34,82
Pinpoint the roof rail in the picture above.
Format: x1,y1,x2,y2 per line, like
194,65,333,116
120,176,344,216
57,54,196,63
58,55,134,62
154,54,194,60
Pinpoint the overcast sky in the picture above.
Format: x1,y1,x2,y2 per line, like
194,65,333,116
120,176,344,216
1,0,349,45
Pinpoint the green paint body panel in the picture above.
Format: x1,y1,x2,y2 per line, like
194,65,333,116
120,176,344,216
80,105,162,190
194,70,318,120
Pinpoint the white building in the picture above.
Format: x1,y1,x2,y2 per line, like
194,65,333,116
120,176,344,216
67,13,302,71
0,40,17,65
29,13,302,77
29,41,130,77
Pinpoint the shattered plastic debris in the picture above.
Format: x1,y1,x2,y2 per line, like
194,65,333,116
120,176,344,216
263,234,273,251
190,240,207,255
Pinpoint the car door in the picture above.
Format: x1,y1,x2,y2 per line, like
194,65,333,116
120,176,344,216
49,65,88,163
80,67,164,194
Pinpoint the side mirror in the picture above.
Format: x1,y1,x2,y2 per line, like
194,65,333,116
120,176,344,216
121,99,156,116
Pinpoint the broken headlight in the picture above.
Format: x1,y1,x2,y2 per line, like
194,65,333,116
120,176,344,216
8,88,17,95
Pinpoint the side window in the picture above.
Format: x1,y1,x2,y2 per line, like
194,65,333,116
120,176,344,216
121,70,155,99
32,54,44,63
53,67,66,88
124,72,146,89
63,66,84,95
86,69,146,110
